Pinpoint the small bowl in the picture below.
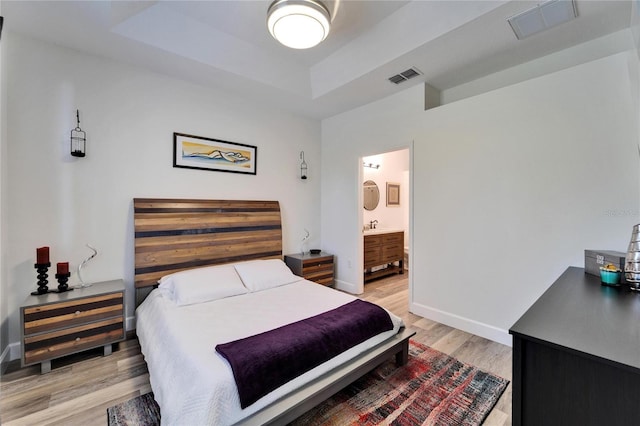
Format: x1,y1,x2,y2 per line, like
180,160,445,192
309,249,321,255
600,268,621,286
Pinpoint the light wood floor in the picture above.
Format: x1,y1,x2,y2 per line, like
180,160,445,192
0,274,512,425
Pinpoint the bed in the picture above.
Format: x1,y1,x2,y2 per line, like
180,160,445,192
133,198,414,425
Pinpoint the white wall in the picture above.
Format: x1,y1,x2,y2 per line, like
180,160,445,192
321,88,420,294
3,33,322,357
322,49,640,346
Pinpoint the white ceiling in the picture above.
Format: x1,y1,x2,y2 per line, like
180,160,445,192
2,0,634,119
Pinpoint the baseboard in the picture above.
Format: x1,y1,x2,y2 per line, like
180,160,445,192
334,279,360,295
410,302,513,347
0,343,11,373
1,341,21,365
126,315,136,332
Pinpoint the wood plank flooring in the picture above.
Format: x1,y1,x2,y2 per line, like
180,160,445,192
1,274,511,425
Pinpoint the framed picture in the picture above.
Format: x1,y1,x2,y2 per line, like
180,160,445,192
173,132,257,175
386,182,400,206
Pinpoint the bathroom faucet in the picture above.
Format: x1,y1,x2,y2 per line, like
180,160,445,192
370,220,378,229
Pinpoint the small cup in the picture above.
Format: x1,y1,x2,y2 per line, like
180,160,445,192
600,267,621,286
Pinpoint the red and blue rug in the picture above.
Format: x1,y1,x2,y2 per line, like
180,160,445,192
107,340,508,426
292,340,508,425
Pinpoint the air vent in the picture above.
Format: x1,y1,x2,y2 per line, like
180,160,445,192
388,67,422,85
508,0,577,40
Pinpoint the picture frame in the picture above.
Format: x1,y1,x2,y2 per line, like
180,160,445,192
173,132,257,175
386,182,400,206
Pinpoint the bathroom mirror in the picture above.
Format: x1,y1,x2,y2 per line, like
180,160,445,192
363,180,380,211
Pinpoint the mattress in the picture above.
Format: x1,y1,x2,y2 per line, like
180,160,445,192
136,279,403,425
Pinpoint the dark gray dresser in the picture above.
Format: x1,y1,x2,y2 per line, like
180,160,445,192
509,267,640,425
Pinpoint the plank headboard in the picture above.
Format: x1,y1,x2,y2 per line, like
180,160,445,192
134,198,282,293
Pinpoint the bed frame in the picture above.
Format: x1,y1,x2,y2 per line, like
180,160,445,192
133,197,415,425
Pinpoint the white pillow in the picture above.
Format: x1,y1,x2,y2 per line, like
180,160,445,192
234,259,301,292
158,264,248,306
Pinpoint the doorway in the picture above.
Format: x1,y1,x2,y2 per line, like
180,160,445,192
360,148,410,293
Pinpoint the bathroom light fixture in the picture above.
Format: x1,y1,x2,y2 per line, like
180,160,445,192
363,162,380,169
267,0,331,49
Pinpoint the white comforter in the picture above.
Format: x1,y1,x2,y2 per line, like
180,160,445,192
136,279,403,425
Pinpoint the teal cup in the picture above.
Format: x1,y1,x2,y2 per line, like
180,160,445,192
600,268,621,286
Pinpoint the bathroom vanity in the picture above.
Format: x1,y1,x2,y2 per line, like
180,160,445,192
364,230,404,282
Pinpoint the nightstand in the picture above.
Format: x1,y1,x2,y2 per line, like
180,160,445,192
20,279,125,374
284,252,334,286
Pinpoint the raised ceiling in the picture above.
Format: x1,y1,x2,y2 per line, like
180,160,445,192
2,1,633,119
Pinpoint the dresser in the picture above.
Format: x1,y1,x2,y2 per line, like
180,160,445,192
509,267,640,425
364,231,404,282
284,252,334,286
21,279,125,374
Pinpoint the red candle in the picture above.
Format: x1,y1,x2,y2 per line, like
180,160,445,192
36,247,49,264
57,262,69,275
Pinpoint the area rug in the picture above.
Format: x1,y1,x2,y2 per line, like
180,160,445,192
291,340,508,425
107,393,160,426
107,340,508,426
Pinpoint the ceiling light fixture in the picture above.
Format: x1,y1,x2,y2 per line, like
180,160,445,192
267,0,331,49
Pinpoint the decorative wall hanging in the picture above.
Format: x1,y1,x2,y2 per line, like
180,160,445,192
70,109,86,157
300,151,308,179
173,133,257,175
386,182,400,206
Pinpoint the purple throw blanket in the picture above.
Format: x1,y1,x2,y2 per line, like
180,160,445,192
215,299,394,408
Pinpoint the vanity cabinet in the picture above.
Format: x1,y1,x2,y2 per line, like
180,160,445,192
364,231,404,282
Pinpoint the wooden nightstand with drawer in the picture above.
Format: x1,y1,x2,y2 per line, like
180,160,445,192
20,279,125,374
284,252,335,286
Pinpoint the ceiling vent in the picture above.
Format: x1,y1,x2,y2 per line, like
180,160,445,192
388,67,422,85
508,0,577,40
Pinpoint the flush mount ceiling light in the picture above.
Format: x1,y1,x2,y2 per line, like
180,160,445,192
267,0,331,49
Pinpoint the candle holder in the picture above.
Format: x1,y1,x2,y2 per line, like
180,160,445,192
53,272,73,293
32,262,51,295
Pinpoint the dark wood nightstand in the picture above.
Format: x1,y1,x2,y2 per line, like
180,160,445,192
284,252,334,286
20,279,125,374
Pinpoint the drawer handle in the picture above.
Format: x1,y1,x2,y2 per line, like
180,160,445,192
75,337,81,342
75,311,81,315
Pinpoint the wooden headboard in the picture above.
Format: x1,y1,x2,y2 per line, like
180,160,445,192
134,198,282,291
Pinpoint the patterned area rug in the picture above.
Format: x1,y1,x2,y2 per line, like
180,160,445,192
107,393,160,426
106,340,508,426
292,340,508,425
